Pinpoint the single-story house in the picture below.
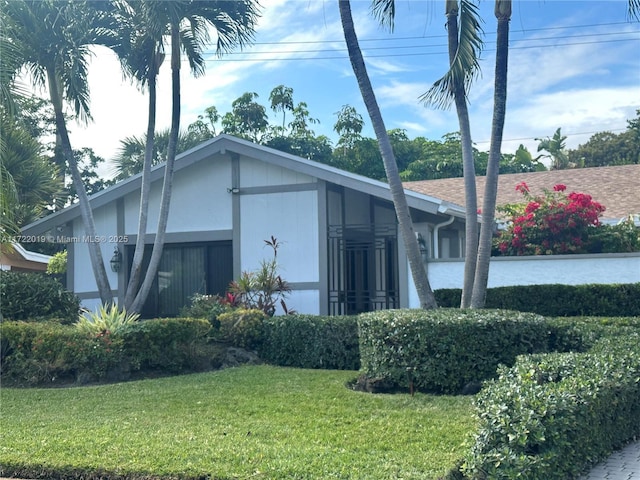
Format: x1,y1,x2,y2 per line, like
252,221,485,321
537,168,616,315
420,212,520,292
21,134,468,317
0,243,51,273
404,164,640,224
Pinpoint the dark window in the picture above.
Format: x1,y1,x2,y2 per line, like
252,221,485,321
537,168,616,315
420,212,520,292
127,241,232,318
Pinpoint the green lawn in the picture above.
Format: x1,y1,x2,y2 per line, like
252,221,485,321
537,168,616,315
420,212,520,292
0,365,475,480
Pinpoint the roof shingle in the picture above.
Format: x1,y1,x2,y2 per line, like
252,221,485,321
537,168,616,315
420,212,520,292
404,164,640,221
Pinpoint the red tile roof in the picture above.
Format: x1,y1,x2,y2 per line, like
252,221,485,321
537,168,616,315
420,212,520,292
404,164,640,221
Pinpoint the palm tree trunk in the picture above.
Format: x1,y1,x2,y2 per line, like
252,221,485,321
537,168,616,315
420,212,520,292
446,1,478,308
124,53,160,311
339,0,437,309
470,0,511,308
131,23,181,313
47,67,113,305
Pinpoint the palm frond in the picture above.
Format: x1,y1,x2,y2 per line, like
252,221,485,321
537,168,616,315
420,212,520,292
629,0,640,20
420,0,483,110
371,0,395,32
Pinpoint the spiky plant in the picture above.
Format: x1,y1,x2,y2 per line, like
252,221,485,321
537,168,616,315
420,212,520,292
76,303,140,335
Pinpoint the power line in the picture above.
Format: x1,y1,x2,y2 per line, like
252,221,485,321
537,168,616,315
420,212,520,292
202,36,638,63
247,21,638,45
196,20,639,63
207,30,637,56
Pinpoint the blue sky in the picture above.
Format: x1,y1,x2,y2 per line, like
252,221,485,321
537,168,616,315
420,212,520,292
65,0,639,175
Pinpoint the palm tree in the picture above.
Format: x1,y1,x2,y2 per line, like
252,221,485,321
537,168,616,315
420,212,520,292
469,0,511,308
338,0,437,309
130,0,259,313
102,0,166,310
421,0,483,308
2,0,114,303
1,115,61,227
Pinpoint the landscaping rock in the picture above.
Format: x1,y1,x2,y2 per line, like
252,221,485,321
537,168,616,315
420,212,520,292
221,346,261,369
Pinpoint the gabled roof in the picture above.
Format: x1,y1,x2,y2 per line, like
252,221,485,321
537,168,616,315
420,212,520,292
0,243,51,272
404,164,640,222
23,134,466,235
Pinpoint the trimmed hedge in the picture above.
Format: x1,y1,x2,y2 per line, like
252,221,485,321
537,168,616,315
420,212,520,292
1,318,213,386
0,271,80,323
461,332,640,479
217,309,266,350
358,309,549,394
0,321,124,385
435,283,640,317
260,314,360,370
120,318,212,373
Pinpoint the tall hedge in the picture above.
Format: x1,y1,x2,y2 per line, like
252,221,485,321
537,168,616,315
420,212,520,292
358,309,549,394
435,283,640,317
260,314,360,370
462,333,640,479
0,271,79,323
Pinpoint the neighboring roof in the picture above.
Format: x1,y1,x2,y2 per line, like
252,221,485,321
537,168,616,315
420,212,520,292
404,164,640,221
22,134,466,235
0,243,51,272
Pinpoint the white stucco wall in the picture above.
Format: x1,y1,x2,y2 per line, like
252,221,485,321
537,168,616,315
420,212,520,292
240,190,319,284
71,205,119,296
408,252,640,308
240,157,315,187
124,158,233,235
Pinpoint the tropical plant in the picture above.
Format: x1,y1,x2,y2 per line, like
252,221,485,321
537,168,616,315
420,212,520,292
421,0,483,308
495,182,606,255
47,250,67,275
111,0,259,314
536,127,570,170
221,91,269,142
338,0,437,309
228,237,293,316
2,0,115,303
76,303,140,335
469,0,512,308
269,84,294,130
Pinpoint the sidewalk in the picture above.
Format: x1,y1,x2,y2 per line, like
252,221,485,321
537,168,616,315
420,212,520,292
579,440,640,480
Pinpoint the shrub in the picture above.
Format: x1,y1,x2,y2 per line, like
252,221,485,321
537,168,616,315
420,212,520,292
358,309,549,394
0,321,124,385
217,309,266,350
228,237,293,316
121,318,212,373
435,283,640,317
46,250,67,274
76,304,140,335
461,333,640,479
260,314,360,370
0,271,79,323
180,293,231,327
494,183,606,256
0,318,213,385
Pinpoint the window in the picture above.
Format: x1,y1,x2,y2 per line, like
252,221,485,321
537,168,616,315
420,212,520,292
127,241,232,318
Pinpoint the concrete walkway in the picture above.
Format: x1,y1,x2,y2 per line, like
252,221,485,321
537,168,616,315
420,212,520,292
579,440,640,479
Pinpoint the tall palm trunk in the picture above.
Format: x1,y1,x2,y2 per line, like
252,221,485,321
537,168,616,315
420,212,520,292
470,0,511,308
339,0,437,309
446,0,478,308
131,22,181,313
124,51,161,310
46,67,113,304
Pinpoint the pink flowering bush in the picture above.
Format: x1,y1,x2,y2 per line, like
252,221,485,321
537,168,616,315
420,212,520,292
495,182,606,255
